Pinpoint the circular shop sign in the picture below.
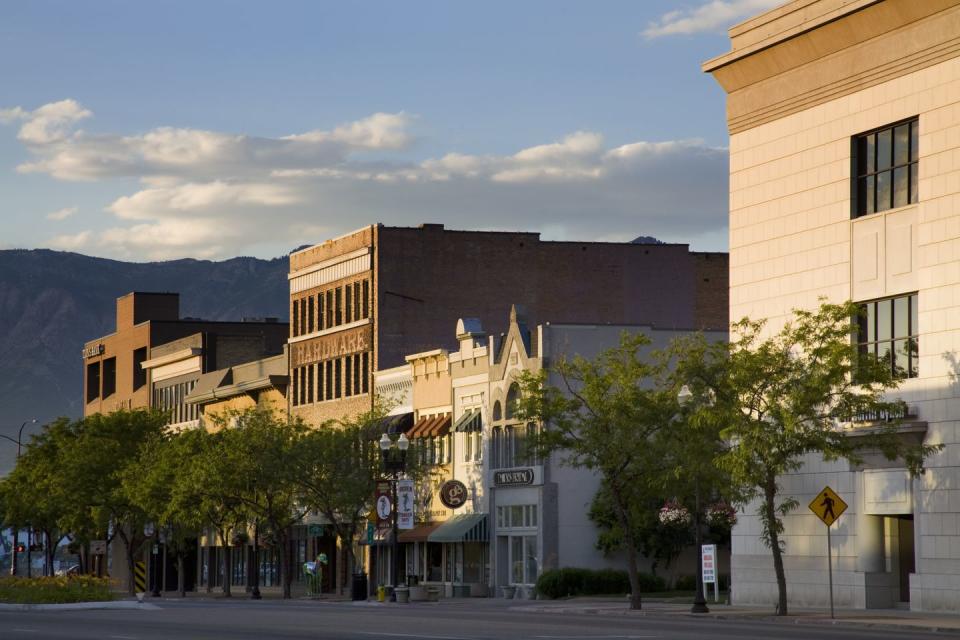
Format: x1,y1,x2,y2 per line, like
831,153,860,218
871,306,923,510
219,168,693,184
439,480,469,510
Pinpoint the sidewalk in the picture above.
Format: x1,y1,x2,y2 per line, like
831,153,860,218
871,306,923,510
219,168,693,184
509,597,960,633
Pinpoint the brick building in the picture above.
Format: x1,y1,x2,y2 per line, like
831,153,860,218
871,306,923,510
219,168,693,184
82,292,288,418
287,224,728,425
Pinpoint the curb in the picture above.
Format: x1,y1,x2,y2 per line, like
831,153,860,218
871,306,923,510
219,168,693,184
0,600,161,612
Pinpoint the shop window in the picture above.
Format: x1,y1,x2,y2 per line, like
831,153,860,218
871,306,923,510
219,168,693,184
86,361,100,403
854,118,918,217
132,347,147,391
857,293,919,379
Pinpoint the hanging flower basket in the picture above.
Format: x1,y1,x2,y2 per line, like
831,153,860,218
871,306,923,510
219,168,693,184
658,500,691,527
705,501,738,529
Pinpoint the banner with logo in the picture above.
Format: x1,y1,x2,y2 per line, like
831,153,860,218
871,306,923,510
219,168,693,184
397,479,415,530
375,480,392,526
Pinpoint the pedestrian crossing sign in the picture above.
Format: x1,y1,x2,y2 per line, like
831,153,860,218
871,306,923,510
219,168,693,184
809,486,847,527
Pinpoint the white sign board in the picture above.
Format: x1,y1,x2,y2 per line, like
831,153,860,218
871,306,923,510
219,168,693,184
701,544,717,585
90,540,107,555
397,479,415,530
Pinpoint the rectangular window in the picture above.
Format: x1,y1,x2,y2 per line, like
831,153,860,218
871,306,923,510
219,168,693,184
345,285,353,324
362,279,370,319
317,360,325,401
86,361,100,403
345,356,353,397
325,360,334,400
102,357,116,398
292,367,299,407
353,354,361,395
854,117,918,217
326,290,334,328
307,296,314,334
474,432,482,461
307,364,314,404
292,299,300,337
857,293,919,379
465,431,472,462
318,293,325,331
335,287,343,326
335,358,342,399
354,282,361,320
133,347,147,391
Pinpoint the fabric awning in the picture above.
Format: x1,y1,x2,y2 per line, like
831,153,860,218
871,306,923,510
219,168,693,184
453,410,482,433
397,522,444,543
428,513,488,543
377,412,414,435
408,415,452,439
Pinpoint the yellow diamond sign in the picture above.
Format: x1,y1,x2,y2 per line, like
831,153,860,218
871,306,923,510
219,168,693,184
809,486,847,527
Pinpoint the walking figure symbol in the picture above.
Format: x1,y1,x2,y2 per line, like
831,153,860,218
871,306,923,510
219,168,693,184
820,492,835,521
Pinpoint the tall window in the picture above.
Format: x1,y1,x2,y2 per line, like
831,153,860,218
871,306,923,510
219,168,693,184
857,293,919,379
86,361,100,403
102,357,116,397
292,299,300,337
854,118,918,217
132,347,147,391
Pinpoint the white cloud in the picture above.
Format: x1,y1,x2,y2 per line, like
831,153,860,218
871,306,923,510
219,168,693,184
1,99,729,260
642,0,783,39
46,206,77,221
1,99,93,144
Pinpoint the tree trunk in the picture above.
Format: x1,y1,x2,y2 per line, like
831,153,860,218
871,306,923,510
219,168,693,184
45,531,55,576
178,553,186,597
221,529,232,597
281,530,293,599
123,534,137,595
764,475,788,616
609,483,642,610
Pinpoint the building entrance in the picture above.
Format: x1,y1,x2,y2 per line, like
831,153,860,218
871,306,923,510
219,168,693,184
894,515,914,603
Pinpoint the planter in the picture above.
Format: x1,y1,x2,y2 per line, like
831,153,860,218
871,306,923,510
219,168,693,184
395,586,410,604
426,586,441,602
501,585,517,599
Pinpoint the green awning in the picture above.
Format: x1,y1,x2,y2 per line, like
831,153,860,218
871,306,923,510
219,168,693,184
428,513,488,543
453,410,482,433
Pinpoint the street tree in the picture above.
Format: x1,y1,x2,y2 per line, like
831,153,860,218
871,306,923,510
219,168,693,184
514,332,680,610
714,300,941,616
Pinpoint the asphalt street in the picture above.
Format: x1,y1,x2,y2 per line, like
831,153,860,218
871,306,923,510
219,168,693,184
1,599,957,640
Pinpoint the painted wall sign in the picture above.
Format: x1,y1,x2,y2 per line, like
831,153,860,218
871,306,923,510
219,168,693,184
494,468,535,487
290,325,371,367
439,480,468,509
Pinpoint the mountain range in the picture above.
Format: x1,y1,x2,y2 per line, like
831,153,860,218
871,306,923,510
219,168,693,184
0,249,290,474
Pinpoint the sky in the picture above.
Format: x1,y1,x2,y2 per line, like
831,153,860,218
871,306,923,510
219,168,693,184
0,0,783,261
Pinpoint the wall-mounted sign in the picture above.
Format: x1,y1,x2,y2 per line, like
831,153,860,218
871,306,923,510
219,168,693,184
82,344,104,359
439,480,468,509
397,479,415,529
494,468,535,487
291,325,371,367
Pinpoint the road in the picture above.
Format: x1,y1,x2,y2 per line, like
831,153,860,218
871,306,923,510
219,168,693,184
1,598,954,640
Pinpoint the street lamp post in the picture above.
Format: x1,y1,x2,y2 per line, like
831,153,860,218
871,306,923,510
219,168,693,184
1,418,37,576
379,432,409,603
250,520,262,600
677,385,709,615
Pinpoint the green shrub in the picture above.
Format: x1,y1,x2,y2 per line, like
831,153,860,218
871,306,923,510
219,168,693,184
0,575,115,604
535,567,665,599
673,575,696,591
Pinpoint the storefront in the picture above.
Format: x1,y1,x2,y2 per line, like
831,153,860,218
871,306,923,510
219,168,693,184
490,466,543,596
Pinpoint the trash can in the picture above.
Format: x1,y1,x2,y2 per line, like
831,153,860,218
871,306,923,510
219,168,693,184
351,573,368,601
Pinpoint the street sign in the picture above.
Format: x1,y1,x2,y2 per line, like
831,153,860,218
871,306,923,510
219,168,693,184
308,524,324,537
397,479,415,530
808,486,847,527
366,522,374,545
90,540,107,555
701,544,717,584
809,485,847,620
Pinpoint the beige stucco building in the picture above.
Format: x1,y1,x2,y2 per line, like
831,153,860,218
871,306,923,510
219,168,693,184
706,0,960,611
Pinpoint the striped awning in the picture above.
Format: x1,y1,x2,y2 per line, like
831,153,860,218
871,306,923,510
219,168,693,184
428,513,488,543
453,410,482,433
408,415,452,439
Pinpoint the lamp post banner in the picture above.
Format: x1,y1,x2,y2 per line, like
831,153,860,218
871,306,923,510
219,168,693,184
376,481,392,526
397,479,415,530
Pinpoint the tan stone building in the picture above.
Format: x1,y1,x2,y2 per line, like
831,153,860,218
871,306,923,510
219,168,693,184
706,0,960,611
83,292,287,422
185,349,289,430
287,223,728,427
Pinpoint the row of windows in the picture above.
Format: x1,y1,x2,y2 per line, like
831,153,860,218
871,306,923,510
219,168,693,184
415,434,452,466
496,504,538,529
853,118,919,218
857,293,919,379
85,348,148,404
292,279,370,338
490,423,541,470
291,352,371,406
153,380,199,425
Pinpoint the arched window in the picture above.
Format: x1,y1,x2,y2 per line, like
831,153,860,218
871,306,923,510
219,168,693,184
492,400,502,421
505,383,520,420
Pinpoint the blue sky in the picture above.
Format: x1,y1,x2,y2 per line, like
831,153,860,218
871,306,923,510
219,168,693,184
0,0,781,260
